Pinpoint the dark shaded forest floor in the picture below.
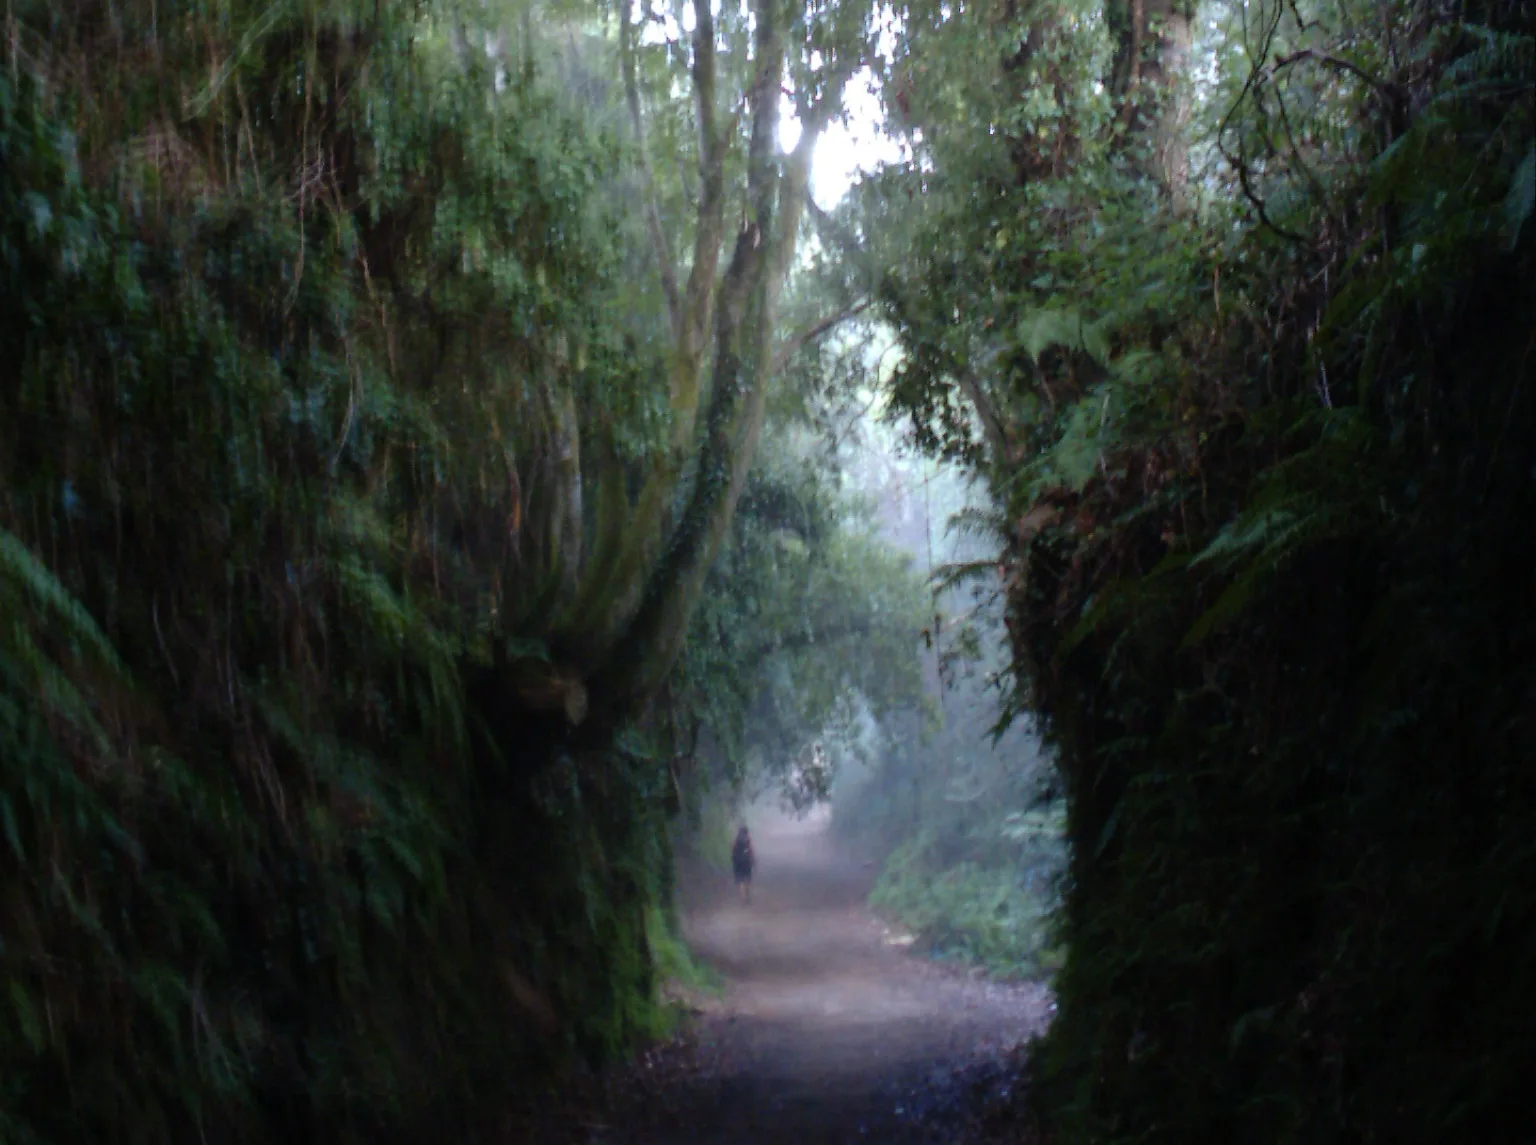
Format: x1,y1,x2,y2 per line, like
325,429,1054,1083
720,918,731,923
534,812,1054,1144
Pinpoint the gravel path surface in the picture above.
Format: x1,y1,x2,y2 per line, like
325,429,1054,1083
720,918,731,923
592,811,1054,1145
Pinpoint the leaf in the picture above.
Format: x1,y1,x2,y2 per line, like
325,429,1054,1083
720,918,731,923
1092,801,1123,859
932,558,1000,594
1181,559,1272,647
503,637,552,664
1230,1005,1278,1050
9,981,45,1051
1188,509,1294,570
1504,145,1535,251
0,793,22,862
0,528,123,670
1015,307,1107,365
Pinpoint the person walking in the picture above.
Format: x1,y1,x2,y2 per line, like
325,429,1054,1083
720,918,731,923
731,825,755,904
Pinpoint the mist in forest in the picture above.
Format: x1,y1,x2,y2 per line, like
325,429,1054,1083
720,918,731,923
1,0,1529,1142
826,416,1066,978
678,359,1067,979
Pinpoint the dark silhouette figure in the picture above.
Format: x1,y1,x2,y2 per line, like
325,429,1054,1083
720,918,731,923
731,825,755,904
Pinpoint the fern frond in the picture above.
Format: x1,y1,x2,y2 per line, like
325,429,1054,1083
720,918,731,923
1014,306,1111,365
1441,27,1534,89
0,529,123,671
932,558,1001,595
944,505,1009,542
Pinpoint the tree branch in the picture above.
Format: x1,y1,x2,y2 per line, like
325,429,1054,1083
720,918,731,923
956,367,1012,467
555,0,737,671
1215,4,1307,244
577,3,870,720
678,0,727,367
590,221,769,720
1271,48,1390,95
620,0,681,335
588,0,799,720
805,193,865,261
745,0,785,228
770,299,872,374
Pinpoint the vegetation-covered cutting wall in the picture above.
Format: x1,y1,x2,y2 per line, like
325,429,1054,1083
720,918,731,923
0,5,683,1140
0,0,931,1139
859,0,1535,1138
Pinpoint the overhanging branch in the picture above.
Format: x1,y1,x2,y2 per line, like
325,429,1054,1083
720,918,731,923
770,298,872,374
805,194,865,260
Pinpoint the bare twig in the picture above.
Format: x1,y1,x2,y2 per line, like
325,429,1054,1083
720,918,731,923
1272,48,1390,95
152,599,180,690
329,340,362,475
805,192,864,258
1215,4,1308,245
825,385,882,457
958,367,1012,466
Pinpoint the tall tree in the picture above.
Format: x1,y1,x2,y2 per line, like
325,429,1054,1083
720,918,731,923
519,0,879,730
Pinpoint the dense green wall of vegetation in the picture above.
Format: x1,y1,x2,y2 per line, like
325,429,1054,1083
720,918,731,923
0,4,680,1140
860,0,1535,1139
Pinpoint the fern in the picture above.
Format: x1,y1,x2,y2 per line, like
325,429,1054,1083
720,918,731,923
945,503,1010,542
1440,26,1534,90
932,557,1002,595
1015,306,1112,365
0,528,122,671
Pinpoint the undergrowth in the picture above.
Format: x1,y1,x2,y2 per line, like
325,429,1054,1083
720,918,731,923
870,833,1065,979
870,0,1536,1139
645,904,723,1001
0,3,674,1141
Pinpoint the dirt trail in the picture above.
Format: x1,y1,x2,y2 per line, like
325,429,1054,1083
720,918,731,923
611,810,1053,1144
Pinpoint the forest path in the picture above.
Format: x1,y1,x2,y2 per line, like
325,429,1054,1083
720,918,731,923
607,810,1052,1144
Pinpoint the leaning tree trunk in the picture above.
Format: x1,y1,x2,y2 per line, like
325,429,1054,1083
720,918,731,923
525,0,864,733
589,0,838,723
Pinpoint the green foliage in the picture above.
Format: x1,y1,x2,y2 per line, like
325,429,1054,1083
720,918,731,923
0,3,682,1140
672,422,930,804
645,904,723,999
835,681,1066,979
864,0,1536,1140
676,786,744,872
826,457,1066,980
869,826,1066,978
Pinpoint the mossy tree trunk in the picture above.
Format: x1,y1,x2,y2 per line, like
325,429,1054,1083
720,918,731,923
527,0,868,735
